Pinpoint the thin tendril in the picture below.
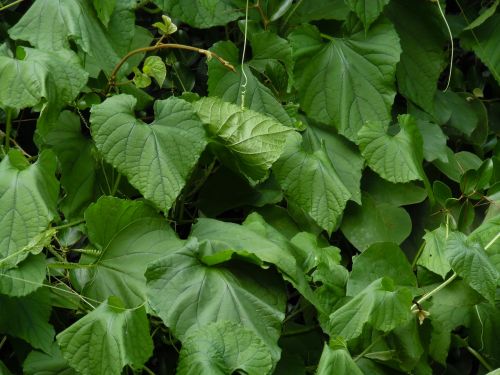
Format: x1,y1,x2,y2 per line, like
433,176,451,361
240,0,250,109
435,0,454,92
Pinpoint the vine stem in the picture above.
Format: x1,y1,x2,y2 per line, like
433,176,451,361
466,345,493,371
4,108,12,152
411,272,457,311
0,0,23,12
107,43,235,91
485,232,499,250
434,0,454,92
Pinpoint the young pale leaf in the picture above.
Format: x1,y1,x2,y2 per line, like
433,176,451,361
177,321,273,375
328,278,413,341
152,0,243,28
292,18,401,141
358,115,424,183
145,239,286,362
345,0,390,31
347,243,417,296
0,254,46,297
207,41,294,128
9,0,135,74
79,197,183,307
57,297,153,375
132,67,151,88
274,132,351,234
0,48,87,111
0,150,58,267
417,226,451,278
142,56,166,87
445,232,499,303
386,0,447,113
90,95,207,213
192,97,293,182
152,15,178,35
316,341,363,375
0,289,55,353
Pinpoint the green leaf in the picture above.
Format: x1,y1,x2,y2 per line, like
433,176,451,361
177,321,273,375
286,0,349,23
273,131,351,234
0,254,46,297
143,56,166,87
386,0,447,113
417,226,451,279
191,217,318,310
316,341,363,375
192,96,293,183
347,243,417,296
433,149,482,182
341,175,426,251
132,67,151,88
79,197,183,307
92,0,116,27
57,297,153,375
207,41,295,127
90,95,207,212
309,123,364,204
358,115,424,183
461,14,500,84
9,0,136,74
415,119,448,163
24,343,77,375
445,232,499,303
145,238,286,361
469,214,500,274
345,0,390,31
0,48,88,111
464,0,499,30
152,0,243,28
152,15,178,35
292,18,401,141
43,111,99,219
0,150,58,266
327,278,413,341
0,288,55,353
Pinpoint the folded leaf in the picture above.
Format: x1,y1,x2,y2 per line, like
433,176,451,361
316,341,363,375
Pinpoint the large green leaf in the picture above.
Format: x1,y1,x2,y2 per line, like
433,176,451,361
445,232,499,303
328,278,413,341
79,197,183,307
177,321,273,375
345,0,390,31
460,14,500,84
0,254,46,297
469,214,500,274
192,216,319,310
273,131,351,234
8,0,136,74
286,0,349,23
0,150,58,267
44,111,99,219
341,175,426,251
417,226,451,279
152,0,243,28
90,95,207,212
192,96,293,182
386,0,447,113
57,297,153,375
207,41,294,127
347,243,417,296
291,18,401,141
0,289,54,353
316,341,363,375
145,239,286,361
358,115,424,183
0,48,87,111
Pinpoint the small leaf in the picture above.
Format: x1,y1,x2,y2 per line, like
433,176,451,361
57,298,153,375
152,14,177,35
445,232,499,303
90,95,207,212
464,0,499,30
417,226,451,279
143,56,166,87
177,321,273,375
132,67,151,88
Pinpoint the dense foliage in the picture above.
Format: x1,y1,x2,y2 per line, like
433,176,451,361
0,0,499,374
